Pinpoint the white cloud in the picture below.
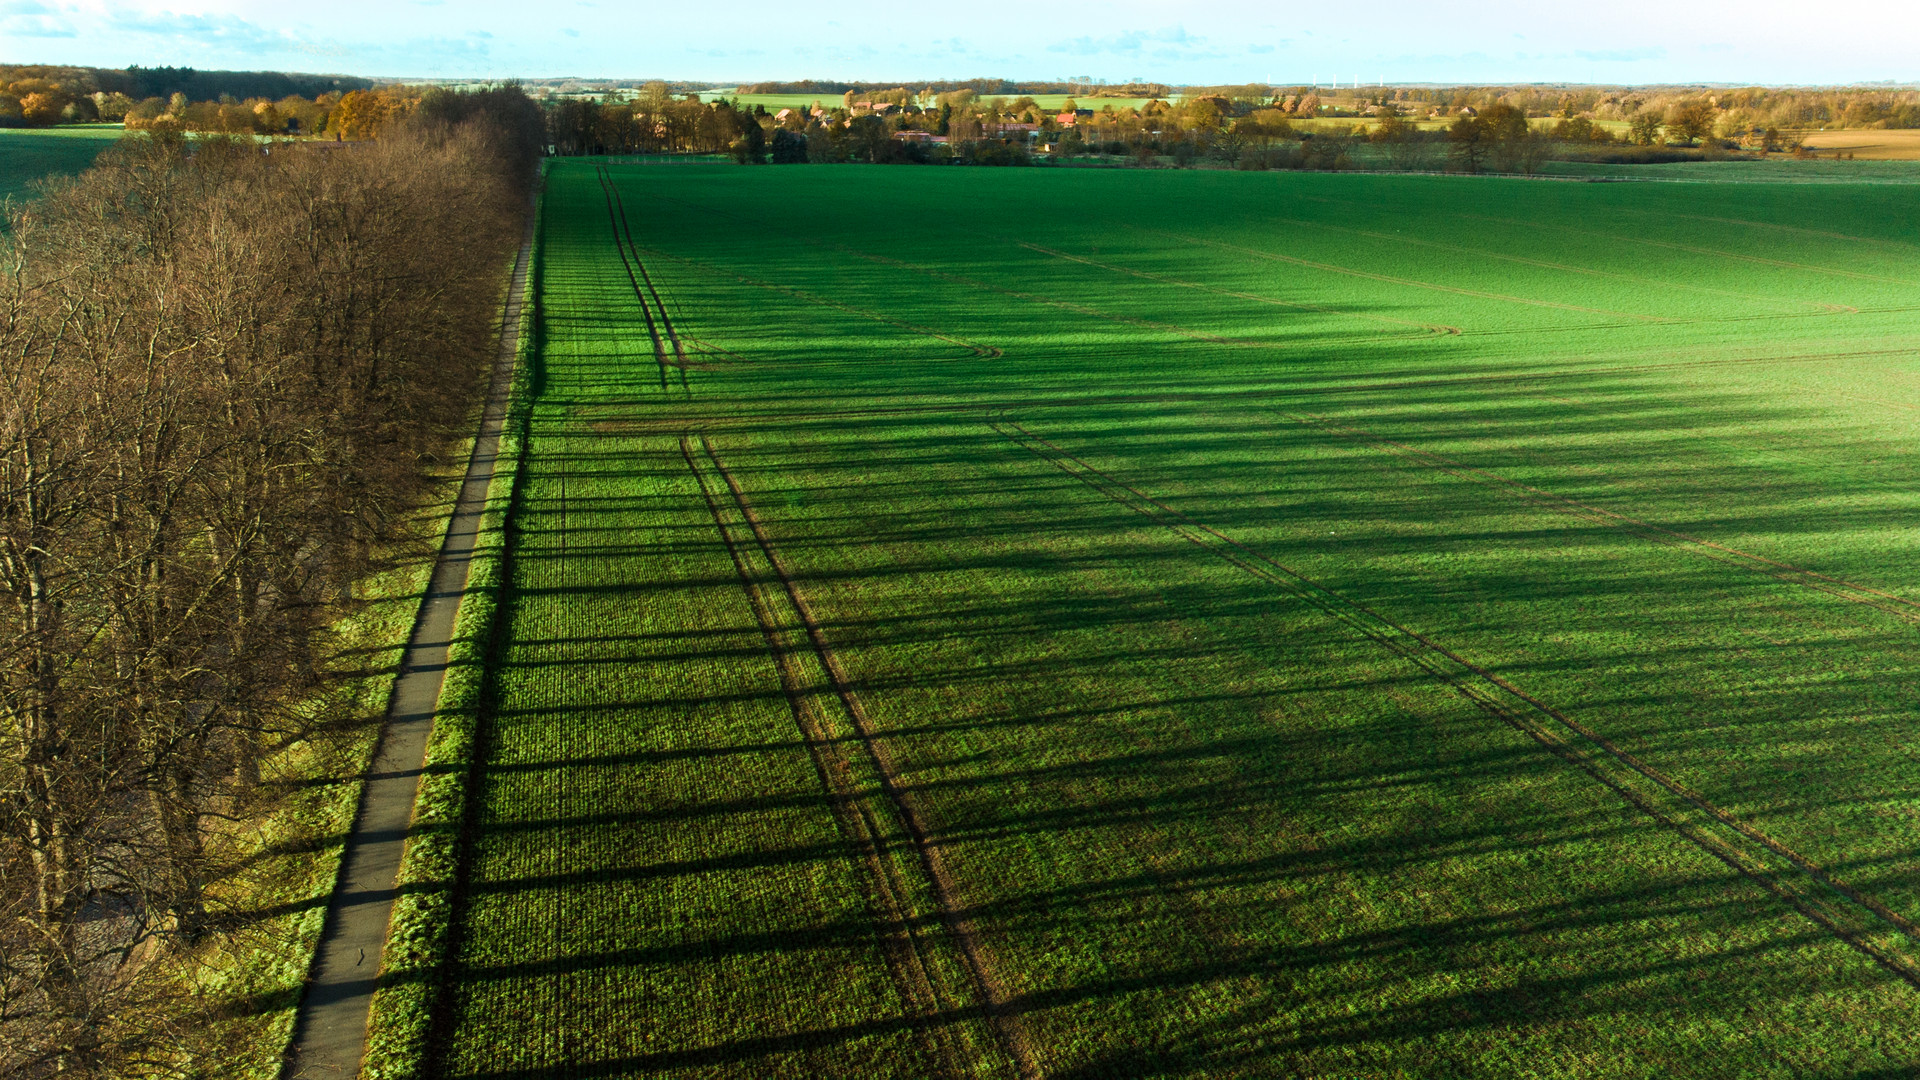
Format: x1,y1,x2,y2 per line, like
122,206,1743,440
105,8,300,53
2,0,75,36
3,0,1914,84
1048,26,1220,61
1574,47,1667,62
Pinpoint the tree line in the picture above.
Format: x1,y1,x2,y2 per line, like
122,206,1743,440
543,83,759,155
739,78,1174,98
1397,84,1920,131
692,88,1847,172
0,65,372,128
110,85,434,140
0,85,540,1076
535,82,1866,173
1,80,420,140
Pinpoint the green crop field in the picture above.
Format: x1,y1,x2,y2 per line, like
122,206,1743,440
0,125,125,204
422,160,1920,1078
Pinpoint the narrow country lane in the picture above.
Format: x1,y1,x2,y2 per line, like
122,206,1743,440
281,212,536,1079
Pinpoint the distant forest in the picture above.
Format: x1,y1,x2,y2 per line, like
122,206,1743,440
0,64,371,126
104,65,372,100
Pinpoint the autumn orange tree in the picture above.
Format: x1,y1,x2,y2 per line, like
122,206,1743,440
1664,99,1716,144
328,88,401,138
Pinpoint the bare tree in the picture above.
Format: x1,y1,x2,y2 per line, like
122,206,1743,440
0,89,539,1076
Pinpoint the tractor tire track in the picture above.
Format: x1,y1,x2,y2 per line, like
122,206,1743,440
595,182,1000,361
632,243,1002,360
1636,211,1920,254
1280,410,1920,627
602,169,692,396
594,166,672,393
642,187,1431,350
1263,217,1857,317
1292,189,1920,288
694,434,1039,1080
681,434,968,1080
1015,240,1461,336
835,244,1434,351
1153,229,1679,323
579,340,1920,439
989,416,1920,991
1461,211,1920,288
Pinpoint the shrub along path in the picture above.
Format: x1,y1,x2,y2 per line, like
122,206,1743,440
280,220,535,1079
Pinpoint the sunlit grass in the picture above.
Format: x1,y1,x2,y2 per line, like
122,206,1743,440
435,160,1920,1078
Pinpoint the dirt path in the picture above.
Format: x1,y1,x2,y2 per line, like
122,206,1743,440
280,219,535,1080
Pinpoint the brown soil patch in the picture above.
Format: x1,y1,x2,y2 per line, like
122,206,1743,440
1798,129,1920,160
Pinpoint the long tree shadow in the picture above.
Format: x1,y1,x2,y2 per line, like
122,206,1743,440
418,164,1920,1079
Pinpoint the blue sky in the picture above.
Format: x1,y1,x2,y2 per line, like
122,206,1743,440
3,0,1914,85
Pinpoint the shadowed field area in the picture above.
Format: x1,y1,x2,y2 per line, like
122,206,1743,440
0,125,124,204
426,161,1920,1078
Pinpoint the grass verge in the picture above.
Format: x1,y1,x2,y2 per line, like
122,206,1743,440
360,190,542,1080
159,211,537,1080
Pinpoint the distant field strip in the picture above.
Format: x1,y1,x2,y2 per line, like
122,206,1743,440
626,189,1004,360
1296,187,1920,286
989,415,1920,988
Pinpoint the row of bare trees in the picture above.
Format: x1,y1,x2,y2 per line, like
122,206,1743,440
0,88,539,1076
544,84,755,155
